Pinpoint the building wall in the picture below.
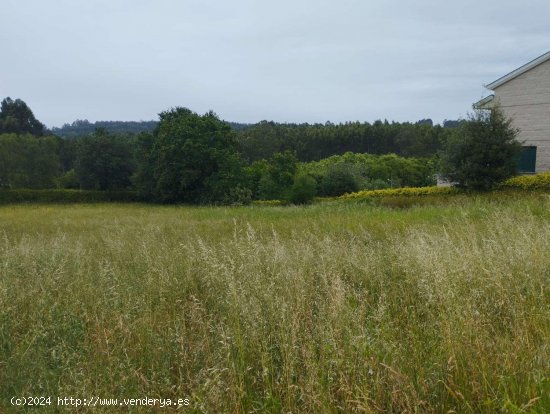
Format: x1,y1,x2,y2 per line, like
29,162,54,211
493,58,550,172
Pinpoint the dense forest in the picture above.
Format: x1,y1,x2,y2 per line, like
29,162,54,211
51,119,159,138
51,119,254,137
237,120,450,161
49,117,460,161
1,97,461,203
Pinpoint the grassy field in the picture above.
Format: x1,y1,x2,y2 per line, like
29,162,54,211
1,194,549,413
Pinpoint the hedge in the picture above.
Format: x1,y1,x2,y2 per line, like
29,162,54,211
334,173,550,202
0,189,140,204
337,185,460,201
3,173,547,206
499,172,550,191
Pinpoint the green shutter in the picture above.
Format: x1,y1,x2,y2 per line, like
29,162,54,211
518,146,537,173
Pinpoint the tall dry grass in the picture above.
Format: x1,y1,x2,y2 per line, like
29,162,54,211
0,195,549,412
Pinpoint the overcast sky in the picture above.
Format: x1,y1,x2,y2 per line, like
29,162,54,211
1,0,549,127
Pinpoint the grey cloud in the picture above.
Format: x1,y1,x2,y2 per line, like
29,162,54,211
1,0,549,126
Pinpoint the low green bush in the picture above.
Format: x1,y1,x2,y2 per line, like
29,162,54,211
0,189,140,204
251,174,550,207
223,186,253,206
319,166,359,197
289,173,317,204
55,169,80,189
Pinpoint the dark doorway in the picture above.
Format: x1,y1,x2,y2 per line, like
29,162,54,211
518,146,537,173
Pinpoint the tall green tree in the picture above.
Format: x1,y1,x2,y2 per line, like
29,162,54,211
132,131,156,197
138,108,246,203
236,119,448,162
75,128,135,190
439,107,521,190
319,164,359,196
0,133,59,188
257,151,298,200
0,97,45,136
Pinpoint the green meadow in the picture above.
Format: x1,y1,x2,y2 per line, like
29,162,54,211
1,194,549,412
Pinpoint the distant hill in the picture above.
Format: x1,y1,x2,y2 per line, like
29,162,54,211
416,118,433,126
51,120,158,137
52,118,458,142
51,119,252,137
226,122,253,131
443,119,464,129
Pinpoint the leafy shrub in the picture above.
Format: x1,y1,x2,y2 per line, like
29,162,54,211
439,107,521,190
223,185,253,205
319,166,359,196
500,173,550,191
56,169,80,189
257,151,298,200
0,189,140,204
289,173,317,204
363,178,391,190
301,152,437,191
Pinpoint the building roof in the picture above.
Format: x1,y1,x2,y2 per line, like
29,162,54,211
473,94,494,109
485,51,550,90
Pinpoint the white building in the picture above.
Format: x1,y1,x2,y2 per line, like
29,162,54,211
475,51,550,173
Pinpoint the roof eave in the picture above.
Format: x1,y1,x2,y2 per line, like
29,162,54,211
473,94,495,109
485,51,550,90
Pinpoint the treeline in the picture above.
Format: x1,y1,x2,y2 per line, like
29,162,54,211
50,119,253,137
51,117,460,162
237,120,452,162
1,97,445,203
51,119,158,138
0,131,134,191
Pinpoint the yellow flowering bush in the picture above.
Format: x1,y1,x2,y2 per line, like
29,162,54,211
338,186,459,201
500,173,550,191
